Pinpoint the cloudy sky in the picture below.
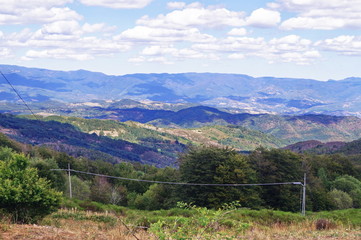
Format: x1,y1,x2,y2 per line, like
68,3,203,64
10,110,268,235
0,0,360,80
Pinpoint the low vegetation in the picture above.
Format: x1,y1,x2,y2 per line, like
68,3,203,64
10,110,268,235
1,202,360,239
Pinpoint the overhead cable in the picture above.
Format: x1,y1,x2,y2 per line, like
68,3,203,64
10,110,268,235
51,168,304,187
0,71,40,121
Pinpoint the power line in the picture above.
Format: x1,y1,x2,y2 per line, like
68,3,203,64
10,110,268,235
51,168,304,187
0,71,40,121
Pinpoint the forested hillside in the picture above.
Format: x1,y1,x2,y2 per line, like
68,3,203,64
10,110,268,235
0,114,180,167
34,115,286,150
14,104,361,144
72,105,361,143
0,133,360,214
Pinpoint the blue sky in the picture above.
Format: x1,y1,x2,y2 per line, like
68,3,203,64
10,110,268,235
0,0,360,80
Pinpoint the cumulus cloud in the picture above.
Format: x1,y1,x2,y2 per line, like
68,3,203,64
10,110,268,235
140,45,211,60
0,0,81,25
1,0,73,9
193,37,266,53
78,0,153,8
0,47,12,58
246,8,281,28
228,53,245,59
268,35,312,51
141,45,177,56
136,5,246,29
82,23,116,33
23,49,92,61
316,35,361,56
167,1,186,9
270,0,361,30
192,35,320,65
1,19,131,61
261,35,320,64
228,28,247,36
40,20,82,36
128,55,174,64
117,25,215,43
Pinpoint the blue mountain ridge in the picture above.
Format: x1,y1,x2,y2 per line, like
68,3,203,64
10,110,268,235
1,64,361,116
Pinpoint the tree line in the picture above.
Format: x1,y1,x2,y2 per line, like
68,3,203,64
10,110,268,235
0,132,360,223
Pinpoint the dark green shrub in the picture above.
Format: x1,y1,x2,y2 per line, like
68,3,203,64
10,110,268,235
0,147,61,223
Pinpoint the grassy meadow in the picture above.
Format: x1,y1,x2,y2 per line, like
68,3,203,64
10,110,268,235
1,201,360,240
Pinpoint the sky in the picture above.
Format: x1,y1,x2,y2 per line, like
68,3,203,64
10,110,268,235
0,0,360,81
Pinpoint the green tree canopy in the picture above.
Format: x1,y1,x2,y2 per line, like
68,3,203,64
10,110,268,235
248,148,303,211
0,147,61,223
332,175,361,208
179,146,260,208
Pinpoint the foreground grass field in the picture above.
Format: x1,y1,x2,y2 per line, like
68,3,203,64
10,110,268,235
1,203,361,239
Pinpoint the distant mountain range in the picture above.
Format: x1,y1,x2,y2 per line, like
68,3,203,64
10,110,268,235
1,64,361,116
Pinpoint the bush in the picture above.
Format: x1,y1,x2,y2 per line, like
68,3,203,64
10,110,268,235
0,147,61,223
328,189,353,210
315,219,336,230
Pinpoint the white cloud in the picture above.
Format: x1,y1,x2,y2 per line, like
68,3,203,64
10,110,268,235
140,45,211,60
128,56,146,63
128,55,174,64
270,0,361,12
147,56,174,64
280,17,348,30
117,26,215,43
266,51,320,65
41,20,82,36
0,0,81,25
246,8,281,28
269,35,312,51
1,20,131,61
0,0,73,9
271,0,361,30
316,35,361,56
192,35,320,65
228,28,247,36
228,53,245,59
79,0,153,9
167,2,186,9
141,45,177,56
82,23,116,33
262,35,320,64
23,49,92,61
193,37,267,53
0,47,12,58
136,6,246,29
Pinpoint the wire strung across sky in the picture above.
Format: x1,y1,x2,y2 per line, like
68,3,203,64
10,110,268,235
0,71,40,121
51,168,304,187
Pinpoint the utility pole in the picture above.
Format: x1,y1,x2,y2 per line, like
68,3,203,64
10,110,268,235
68,163,72,198
302,173,306,216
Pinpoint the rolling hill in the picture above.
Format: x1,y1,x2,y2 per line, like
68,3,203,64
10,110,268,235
1,64,361,116
80,106,361,144
0,114,180,167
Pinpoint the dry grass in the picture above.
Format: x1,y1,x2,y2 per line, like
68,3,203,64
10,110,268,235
241,221,361,240
0,210,156,240
1,210,361,240
0,222,155,240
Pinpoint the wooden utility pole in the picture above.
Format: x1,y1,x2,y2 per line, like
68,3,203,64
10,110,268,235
68,163,72,198
302,173,306,216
